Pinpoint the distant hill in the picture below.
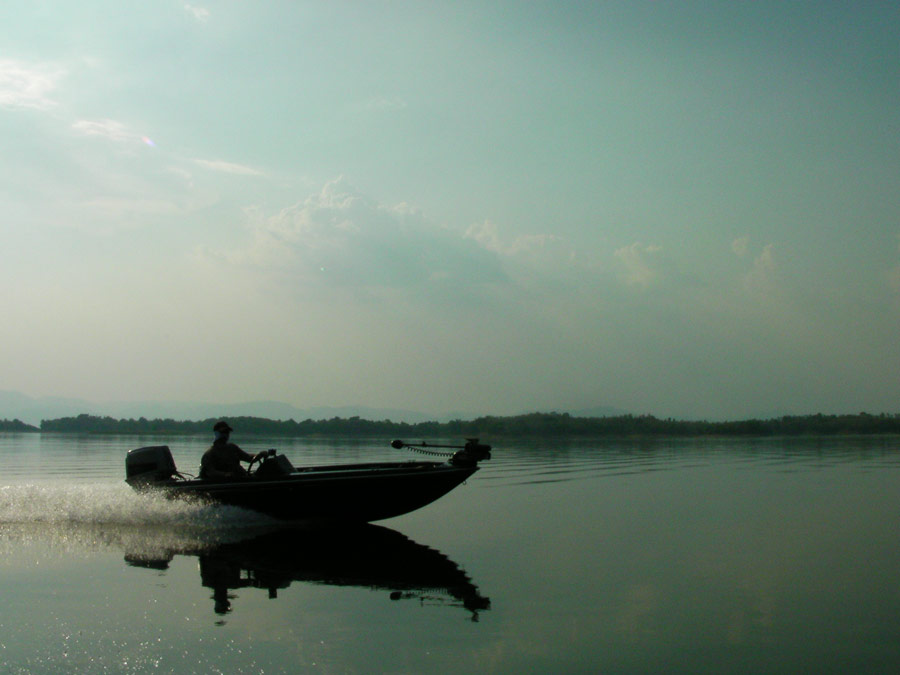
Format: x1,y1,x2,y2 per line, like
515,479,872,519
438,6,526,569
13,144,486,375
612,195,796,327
0,390,632,427
0,391,96,426
0,391,439,426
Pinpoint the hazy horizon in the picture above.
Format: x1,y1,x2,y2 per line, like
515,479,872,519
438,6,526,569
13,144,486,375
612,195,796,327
2,388,895,430
3,3,898,421
1,388,633,427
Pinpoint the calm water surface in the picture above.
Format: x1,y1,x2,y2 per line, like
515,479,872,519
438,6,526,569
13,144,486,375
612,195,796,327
1,434,900,673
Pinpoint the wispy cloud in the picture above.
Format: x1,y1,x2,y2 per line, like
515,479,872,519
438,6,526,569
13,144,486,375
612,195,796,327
467,221,565,257
744,243,777,294
185,4,210,22
0,60,64,110
365,96,408,112
615,242,662,288
732,236,750,258
465,220,578,286
194,159,263,176
82,197,180,218
72,118,138,143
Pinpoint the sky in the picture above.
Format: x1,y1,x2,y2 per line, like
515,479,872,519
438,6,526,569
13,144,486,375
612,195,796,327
1,1,899,421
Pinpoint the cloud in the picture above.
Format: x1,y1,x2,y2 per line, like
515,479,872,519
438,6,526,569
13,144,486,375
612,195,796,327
732,236,750,258
463,220,584,297
185,4,210,22
194,158,263,176
0,60,63,110
465,220,504,253
167,166,195,188
81,197,180,218
364,96,408,112
466,220,567,259
614,242,662,288
213,178,504,294
744,244,777,294
72,118,137,143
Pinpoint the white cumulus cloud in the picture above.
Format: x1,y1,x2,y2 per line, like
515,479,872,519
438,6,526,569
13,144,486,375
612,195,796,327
216,178,504,292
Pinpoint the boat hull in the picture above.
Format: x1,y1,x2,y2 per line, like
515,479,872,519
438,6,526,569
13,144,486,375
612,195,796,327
149,461,479,522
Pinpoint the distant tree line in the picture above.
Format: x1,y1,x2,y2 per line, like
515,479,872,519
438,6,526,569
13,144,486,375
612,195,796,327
0,419,39,432
17,411,900,437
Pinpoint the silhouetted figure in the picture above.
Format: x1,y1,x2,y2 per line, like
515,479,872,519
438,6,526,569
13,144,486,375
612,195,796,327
198,554,250,615
199,421,264,480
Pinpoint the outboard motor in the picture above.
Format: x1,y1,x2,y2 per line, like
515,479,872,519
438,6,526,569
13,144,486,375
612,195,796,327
126,445,178,486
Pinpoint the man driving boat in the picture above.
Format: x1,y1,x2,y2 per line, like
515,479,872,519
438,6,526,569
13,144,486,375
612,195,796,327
200,421,265,480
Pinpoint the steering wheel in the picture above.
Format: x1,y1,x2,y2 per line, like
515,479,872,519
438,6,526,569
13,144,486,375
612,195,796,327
247,448,276,476
247,455,261,476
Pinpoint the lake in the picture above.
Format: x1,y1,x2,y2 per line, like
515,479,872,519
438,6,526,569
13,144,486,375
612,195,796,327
1,433,900,673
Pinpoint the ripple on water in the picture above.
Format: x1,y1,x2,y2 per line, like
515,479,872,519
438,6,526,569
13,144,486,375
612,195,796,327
476,436,900,486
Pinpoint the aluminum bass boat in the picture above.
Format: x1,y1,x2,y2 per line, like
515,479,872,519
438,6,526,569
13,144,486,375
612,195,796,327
125,439,491,522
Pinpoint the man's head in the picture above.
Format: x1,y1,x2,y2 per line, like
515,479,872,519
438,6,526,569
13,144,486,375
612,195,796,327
213,421,233,439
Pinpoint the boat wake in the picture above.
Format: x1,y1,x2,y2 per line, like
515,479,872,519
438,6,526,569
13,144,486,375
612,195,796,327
0,482,278,557
0,482,277,526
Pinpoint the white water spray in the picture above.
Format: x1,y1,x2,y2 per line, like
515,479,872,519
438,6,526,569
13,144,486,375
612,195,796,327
0,482,278,558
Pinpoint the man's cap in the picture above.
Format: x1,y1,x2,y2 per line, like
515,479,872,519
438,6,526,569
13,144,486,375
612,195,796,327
213,421,233,433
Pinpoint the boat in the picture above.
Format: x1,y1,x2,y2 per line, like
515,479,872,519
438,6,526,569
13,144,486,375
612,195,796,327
124,439,491,522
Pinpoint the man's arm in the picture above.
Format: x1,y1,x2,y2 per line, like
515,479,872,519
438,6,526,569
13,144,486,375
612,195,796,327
200,451,232,479
233,444,267,465
232,444,256,463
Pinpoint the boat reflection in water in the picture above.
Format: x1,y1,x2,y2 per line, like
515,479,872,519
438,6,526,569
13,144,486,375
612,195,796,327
125,523,491,621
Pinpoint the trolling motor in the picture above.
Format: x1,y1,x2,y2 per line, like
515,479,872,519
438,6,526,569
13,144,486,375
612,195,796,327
391,438,492,468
